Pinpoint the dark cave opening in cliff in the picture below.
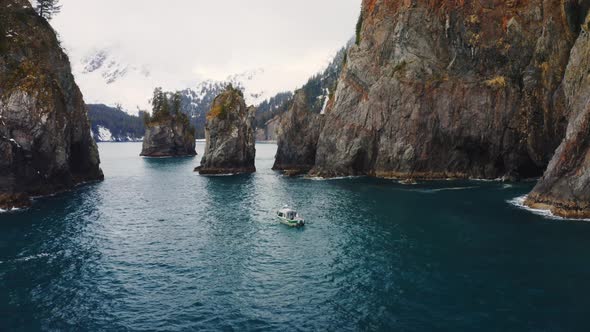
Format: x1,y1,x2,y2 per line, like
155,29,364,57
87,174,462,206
565,0,590,36
69,141,92,179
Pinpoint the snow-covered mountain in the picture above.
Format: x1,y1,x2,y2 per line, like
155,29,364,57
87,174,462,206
171,76,271,138
81,49,151,85
82,43,352,140
75,48,274,113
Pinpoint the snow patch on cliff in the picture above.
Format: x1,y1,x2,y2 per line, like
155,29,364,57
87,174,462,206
97,126,113,142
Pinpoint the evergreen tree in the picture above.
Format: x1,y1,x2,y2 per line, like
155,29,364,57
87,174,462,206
35,0,61,20
147,87,167,123
172,92,182,114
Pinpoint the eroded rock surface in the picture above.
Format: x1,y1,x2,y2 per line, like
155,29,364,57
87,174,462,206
0,0,103,210
526,13,590,218
273,90,324,175
311,0,588,180
197,86,256,175
140,119,196,157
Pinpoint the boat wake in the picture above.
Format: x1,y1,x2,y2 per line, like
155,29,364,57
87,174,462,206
415,186,479,193
1,253,53,265
308,176,365,181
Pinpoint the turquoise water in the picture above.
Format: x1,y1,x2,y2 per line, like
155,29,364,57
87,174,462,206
1,143,590,331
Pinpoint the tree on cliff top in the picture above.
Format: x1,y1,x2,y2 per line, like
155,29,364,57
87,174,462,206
35,0,61,21
171,92,182,115
146,88,170,122
145,88,195,137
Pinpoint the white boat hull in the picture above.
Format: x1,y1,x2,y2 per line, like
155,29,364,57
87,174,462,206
277,217,305,227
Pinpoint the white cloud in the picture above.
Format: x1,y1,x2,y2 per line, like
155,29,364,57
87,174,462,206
51,0,361,112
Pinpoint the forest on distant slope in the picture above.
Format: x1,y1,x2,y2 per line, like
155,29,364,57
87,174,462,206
87,104,145,141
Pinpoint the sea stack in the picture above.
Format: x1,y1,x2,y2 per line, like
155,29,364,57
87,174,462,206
0,0,103,210
525,14,590,219
273,90,324,176
196,86,256,175
310,0,587,180
140,89,197,157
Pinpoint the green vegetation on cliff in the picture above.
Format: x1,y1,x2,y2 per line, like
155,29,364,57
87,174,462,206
207,85,244,120
144,88,196,137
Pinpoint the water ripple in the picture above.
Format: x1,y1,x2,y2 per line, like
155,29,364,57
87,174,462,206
1,143,590,331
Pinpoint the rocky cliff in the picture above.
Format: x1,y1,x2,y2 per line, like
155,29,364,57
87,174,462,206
140,90,197,157
273,90,324,175
197,86,256,175
311,0,589,180
140,118,196,157
0,0,103,210
525,13,590,218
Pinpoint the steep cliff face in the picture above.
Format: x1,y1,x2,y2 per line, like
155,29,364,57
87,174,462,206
140,117,196,157
525,13,590,218
197,86,256,175
0,0,103,210
311,0,587,180
273,90,324,174
140,119,196,157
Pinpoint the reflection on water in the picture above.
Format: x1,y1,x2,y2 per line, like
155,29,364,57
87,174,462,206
1,142,590,331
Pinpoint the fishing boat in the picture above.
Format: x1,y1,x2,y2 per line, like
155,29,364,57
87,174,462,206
276,206,305,227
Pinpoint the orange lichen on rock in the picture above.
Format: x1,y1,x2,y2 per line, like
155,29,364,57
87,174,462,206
484,76,507,89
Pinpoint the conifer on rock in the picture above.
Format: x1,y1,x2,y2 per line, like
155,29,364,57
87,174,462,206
35,0,61,20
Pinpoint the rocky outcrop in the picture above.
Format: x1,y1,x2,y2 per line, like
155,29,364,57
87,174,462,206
525,13,590,218
0,0,103,210
196,86,256,175
140,89,197,157
140,118,196,157
273,90,324,175
311,0,589,180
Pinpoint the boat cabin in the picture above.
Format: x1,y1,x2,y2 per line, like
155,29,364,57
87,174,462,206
277,208,297,220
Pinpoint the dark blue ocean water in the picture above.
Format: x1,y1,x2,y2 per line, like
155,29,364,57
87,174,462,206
1,143,590,331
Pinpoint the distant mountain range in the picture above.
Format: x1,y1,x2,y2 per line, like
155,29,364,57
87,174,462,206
88,42,351,142
78,48,270,110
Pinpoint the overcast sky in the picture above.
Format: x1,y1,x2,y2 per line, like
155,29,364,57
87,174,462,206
51,0,361,112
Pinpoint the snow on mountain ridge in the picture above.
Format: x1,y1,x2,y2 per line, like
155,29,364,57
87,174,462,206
81,48,150,85
74,44,347,116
